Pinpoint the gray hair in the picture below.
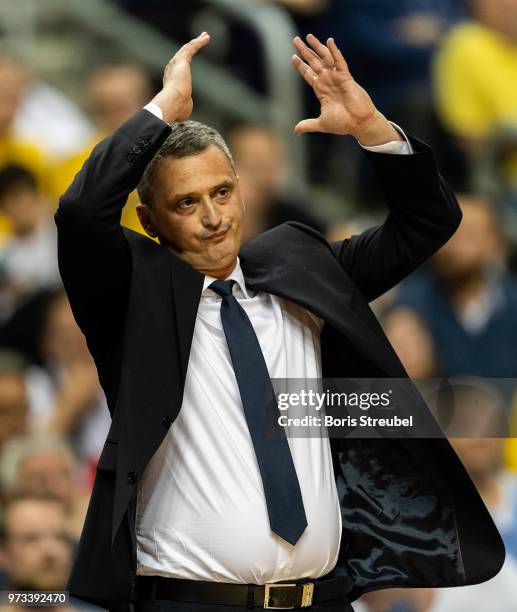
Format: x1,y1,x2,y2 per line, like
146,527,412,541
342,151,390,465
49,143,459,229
137,120,235,208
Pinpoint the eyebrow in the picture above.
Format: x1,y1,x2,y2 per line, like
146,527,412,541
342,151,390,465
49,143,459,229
169,179,235,206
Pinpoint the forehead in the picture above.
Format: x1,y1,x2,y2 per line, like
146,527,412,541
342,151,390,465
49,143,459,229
154,145,235,198
6,499,65,528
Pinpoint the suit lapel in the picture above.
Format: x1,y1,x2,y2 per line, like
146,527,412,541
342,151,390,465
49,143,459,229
168,251,204,384
112,236,203,545
239,223,406,377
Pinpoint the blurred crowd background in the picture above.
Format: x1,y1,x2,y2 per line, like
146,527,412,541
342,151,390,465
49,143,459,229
1,0,517,610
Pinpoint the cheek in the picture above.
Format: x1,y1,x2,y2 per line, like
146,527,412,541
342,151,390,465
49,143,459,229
228,198,244,225
159,214,198,246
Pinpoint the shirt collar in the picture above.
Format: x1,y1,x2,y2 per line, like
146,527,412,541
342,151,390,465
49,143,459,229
202,257,250,299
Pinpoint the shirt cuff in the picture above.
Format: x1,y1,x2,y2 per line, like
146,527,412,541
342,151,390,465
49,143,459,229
143,102,164,121
359,121,413,155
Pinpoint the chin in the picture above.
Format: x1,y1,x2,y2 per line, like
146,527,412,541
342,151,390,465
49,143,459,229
213,240,239,260
205,247,238,270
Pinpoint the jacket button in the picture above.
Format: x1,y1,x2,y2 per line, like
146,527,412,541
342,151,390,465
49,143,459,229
127,471,137,484
162,415,173,428
127,152,135,163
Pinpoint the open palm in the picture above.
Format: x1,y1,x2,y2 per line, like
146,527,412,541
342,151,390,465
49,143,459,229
153,32,210,123
292,34,378,136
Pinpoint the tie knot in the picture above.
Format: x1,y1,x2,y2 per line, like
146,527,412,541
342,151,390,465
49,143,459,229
209,279,235,298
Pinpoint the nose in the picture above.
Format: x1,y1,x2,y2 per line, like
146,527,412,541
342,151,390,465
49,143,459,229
201,196,222,229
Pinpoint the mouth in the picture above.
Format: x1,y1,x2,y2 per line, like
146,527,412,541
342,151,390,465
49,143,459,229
204,228,229,241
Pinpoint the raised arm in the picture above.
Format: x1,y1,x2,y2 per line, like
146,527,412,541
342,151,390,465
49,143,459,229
291,34,462,302
54,33,210,347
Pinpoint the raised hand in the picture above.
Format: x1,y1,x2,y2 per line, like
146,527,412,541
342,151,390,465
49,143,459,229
151,32,211,123
292,34,402,145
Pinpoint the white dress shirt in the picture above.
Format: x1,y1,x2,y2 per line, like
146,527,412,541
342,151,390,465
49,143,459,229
136,103,413,584
136,261,343,583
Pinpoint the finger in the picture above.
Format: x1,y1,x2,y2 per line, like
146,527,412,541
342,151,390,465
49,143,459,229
291,55,319,87
327,37,350,75
293,36,324,73
185,32,211,57
306,33,334,67
176,32,211,62
294,118,321,136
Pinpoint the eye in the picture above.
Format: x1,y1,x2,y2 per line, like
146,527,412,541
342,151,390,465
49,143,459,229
178,198,194,209
216,187,230,198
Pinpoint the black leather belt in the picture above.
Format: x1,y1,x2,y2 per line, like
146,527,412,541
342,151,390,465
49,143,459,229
137,573,353,608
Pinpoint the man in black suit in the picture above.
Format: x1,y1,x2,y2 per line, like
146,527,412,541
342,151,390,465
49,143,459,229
55,32,505,612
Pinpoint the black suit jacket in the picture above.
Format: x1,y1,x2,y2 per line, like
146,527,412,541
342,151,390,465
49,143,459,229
55,109,505,610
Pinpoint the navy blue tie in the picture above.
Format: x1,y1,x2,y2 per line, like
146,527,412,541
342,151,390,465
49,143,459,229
210,279,308,545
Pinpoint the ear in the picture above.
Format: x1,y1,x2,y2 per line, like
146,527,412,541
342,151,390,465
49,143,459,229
136,203,158,238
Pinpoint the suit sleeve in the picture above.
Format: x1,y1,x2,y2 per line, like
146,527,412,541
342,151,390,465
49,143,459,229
330,134,462,303
54,109,171,347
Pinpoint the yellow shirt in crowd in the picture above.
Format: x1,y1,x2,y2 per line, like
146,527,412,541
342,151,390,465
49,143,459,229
0,134,52,243
434,21,517,139
52,136,146,237
0,133,146,243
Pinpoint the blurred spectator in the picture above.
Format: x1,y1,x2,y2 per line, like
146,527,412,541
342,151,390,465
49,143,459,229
10,68,93,162
434,0,517,250
86,63,153,136
434,380,517,610
381,306,437,379
450,439,517,558
54,62,154,235
392,194,517,379
472,126,517,262
390,193,517,480
0,490,75,610
226,122,326,241
0,433,90,541
0,56,53,242
26,290,110,478
0,165,60,323
0,57,48,187
434,0,517,158
301,0,466,197
0,351,29,451
356,588,435,612
315,1,465,120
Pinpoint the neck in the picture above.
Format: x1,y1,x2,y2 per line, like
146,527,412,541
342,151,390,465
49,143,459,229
198,259,237,280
